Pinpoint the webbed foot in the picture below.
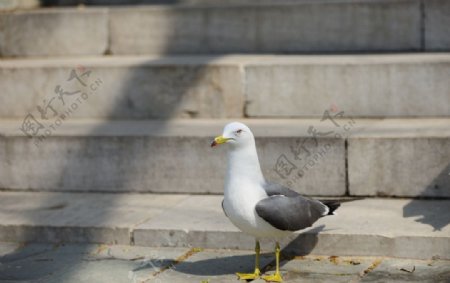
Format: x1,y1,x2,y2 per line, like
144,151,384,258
262,272,283,282
236,269,260,280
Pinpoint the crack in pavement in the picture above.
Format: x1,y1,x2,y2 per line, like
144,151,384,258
141,247,204,283
356,258,383,281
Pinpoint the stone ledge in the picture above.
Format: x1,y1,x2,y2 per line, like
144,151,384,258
1,118,450,196
0,192,448,260
0,54,449,119
0,118,349,195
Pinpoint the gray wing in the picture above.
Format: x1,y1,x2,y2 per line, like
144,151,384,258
263,182,301,197
256,183,329,231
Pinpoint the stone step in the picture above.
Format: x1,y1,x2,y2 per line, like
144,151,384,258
1,1,449,57
0,191,448,260
1,118,449,197
0,0,39,11
1,54,449,119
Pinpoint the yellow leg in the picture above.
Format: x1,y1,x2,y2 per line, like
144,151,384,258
236,240,261,280
262,242,283,282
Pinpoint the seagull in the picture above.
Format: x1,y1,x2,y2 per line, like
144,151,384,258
211,122,340,282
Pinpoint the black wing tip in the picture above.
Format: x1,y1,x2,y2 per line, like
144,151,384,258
323,201,340,215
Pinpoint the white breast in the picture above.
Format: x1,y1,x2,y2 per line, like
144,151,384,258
223,180,292,239
221,136,292,239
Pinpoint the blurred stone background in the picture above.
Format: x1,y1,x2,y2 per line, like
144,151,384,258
0,1,449,281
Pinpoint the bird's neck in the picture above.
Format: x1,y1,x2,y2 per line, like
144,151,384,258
225,143,265,187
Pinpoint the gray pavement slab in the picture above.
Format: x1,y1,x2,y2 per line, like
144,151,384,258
146,249,274,283
0,243,190,283
1,242,449,283
277,255,374,283
360,258,450,283
281,255,373,276
0,192,188,244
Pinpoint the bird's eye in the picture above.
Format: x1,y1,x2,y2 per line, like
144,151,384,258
236,129,243,135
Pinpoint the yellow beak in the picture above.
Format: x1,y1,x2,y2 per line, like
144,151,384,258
211,135,230,147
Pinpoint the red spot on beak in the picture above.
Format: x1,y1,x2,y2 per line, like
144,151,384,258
211,140,217,147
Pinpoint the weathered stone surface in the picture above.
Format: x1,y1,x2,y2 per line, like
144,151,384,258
0,193,448,259
424,0,450,51
134,197,450,259
133,195,247,249
1,242,449,283
2,1,450,56
0,192,188,244
0,119,345,195
109,1,421,54
348,137,450,197
148,249,274,283
0,9,108,57
2,118,449,196
245,54,450,117
0,242,20,256
281,255,374,283
0,56,244,119
0,243,190,283
1,55,448,119
298,199,450,259
0,0,39,11
360,258,450,282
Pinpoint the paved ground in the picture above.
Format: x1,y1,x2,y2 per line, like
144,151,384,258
0,192,448,260
0,242,449,283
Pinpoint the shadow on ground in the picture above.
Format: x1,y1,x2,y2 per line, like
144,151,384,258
164,225,325,277
403,163,450,231
147,253,269,276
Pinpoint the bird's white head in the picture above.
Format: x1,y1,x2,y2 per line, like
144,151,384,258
211,122,255,149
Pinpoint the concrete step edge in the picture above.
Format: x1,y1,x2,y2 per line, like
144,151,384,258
0,192,448,260
2,54,450,68
2,118,450,138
